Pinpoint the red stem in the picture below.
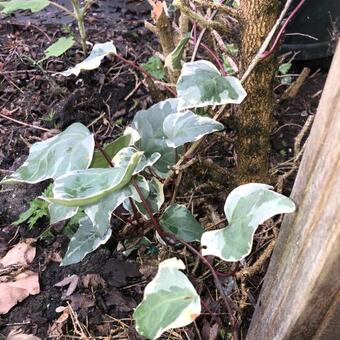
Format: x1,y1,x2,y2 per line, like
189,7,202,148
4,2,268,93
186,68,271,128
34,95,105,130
200,41,227,76
260,0,307,58
132,177,239,339
189,33,226,75
115,53,177,96
131,177,177,245
95,141,114,167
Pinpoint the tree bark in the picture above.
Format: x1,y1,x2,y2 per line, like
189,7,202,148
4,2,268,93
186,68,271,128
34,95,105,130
236,0,279,184
155,8,180,83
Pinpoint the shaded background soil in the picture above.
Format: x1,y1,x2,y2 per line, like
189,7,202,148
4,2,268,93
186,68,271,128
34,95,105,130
0,1,328,339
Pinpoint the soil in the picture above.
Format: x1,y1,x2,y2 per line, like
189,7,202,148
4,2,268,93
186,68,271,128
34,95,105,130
0,1,328,339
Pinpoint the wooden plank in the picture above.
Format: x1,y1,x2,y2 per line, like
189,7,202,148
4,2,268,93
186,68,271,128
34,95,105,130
246,42,340,340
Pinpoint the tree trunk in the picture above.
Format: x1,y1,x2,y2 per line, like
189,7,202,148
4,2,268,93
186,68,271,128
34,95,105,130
236,0,279,184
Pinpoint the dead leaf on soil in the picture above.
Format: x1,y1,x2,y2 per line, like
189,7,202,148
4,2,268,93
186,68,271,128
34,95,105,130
54,274,79,297
0,236,8,257
208,323,220,340
105,287,136,312
82,273,107,289
95,323,111,336
201,320,221,340
0,239,36,267
0,271,40,314
139,264,157,279
66,293,95,310
40,248,62,272
6,328,41,340
102,258,140,287
48,305,70,338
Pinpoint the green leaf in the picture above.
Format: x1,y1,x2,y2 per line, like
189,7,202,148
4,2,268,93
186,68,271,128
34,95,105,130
163,110,224,148
124,126,141,144
132,98,182,177
165,33,190,71
118,236,152,257
134,258,201,339
13,184,52,228
160,204,203,242
279,62,292,75
176,60,247,109
62,216,112,266
49,203,79,225
127,178,164,219
0,0,49,14
59,41,117,77
280,75,293,85
201,183,296,261
47,184,79,224
46,151,142,206
141,56,165,80
222,54,237,75
13,198,49,229
39,36,75,62
225,43,238,56
62,176,148,265
112,147,161,175
90,134,132,168
1,123,94,184
63,210,86,239
84,175,148,235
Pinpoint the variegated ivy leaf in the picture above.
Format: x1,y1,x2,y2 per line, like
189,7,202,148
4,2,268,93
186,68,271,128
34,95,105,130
125,178,164,219
84,175,148,235
165,33,190,71
160,204,203,242
46,151,142,206
135,177,164,219
90,134,132,168
49,203,79,225
61,216,112,266
201,183,296,261
176,60,247,109
124,126,140,144
132,98,182,177
0,0,49,15
61,176,148,265
118,236,152,257
1,123,94,184
163,110,224,148
134,258,201,339
59,41,117,77
112,147,161,175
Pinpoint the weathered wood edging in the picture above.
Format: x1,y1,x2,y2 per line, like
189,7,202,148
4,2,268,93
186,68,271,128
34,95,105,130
246,42,340,340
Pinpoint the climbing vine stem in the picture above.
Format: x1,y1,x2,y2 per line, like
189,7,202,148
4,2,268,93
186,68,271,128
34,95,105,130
132,177,239,339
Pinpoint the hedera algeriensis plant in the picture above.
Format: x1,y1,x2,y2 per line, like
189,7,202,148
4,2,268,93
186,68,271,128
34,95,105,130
1,43,296,339
0,0,92,55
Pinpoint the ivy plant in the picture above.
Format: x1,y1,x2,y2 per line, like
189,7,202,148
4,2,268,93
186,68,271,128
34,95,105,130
39,36,75,63
0,43,296,339
0,0,92,55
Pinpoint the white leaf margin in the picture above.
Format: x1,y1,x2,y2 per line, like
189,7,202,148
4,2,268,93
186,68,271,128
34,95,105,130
201,184,296,261
135,258,201,339
49,203,79,225
58,41,117,77
0,123,94,184
163,110,224,148
176,60,247,110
